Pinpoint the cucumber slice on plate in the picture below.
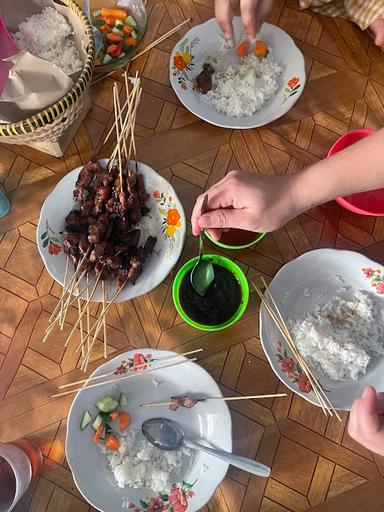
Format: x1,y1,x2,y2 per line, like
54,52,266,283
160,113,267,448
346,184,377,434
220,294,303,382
96,396,119,413
119,392,128,407
92,415,103,431
103,54,113,64
131,30,138,39
126,15,137,28
93,10,101,17
81,410,92,430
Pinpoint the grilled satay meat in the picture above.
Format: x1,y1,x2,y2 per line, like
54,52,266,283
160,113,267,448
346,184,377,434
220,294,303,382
65,159,156,290
194,63,215,94
169,395,198,411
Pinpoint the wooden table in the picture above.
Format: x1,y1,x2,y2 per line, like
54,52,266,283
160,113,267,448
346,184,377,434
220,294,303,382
0,1,384,511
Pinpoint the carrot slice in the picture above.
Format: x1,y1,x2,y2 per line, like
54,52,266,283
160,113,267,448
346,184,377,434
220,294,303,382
101,8,127,21
107,44,118,55
110,411,119,421
126,37,137,46
107,32,122,43
100,24,112,33
237,41,249,57
123,24,132,36
118,412,131,431
104,16,116,26
254,40,268,58
93,423,105,444
105,434,121,451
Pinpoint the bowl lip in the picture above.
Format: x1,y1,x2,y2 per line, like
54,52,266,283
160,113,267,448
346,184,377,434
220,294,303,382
172,254,249,331
327,128,384,217
205,230,267,250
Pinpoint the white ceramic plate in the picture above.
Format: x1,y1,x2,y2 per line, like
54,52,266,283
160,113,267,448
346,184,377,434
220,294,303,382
66,349,232,512
36,160,186,302
260,249,384,410
169,18,306,129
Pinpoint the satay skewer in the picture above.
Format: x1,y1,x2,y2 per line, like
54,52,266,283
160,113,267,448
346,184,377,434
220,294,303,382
113,84,124,193
51,357,198,398
140,393,288,408
58,348,203,388
57,255,69,324
102,281,108,359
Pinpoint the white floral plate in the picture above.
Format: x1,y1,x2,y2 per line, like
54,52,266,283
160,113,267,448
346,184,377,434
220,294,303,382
260,249,384,410
66,349,232,512
169,18,306,129
36,160,186,302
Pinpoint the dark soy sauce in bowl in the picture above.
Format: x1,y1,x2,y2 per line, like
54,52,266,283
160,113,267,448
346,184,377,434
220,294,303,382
179,263,241,326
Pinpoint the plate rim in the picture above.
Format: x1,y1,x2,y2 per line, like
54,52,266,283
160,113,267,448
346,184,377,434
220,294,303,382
36,159,186,302
169,18,307,129
259,248,384,410
65,348,233,512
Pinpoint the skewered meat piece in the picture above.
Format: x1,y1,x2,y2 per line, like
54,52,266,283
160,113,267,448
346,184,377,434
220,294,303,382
127,256,142,284
74,158,103,202
194,63,215,94
63,232,82,253
90,242,106,262
143,236,157,258
169,395,198,411
95,261,109,280
78,234,91,255
126,170,137,195
116,264,129,289
64,210,84,232
88,219,108,244
81,193,96,217
137,173,149,204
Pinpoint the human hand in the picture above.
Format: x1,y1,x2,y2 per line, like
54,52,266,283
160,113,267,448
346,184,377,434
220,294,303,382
348,386,384,456
191,170,303,240
215,0,274,41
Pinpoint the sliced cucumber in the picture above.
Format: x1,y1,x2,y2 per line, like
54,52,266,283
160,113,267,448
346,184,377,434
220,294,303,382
103,54,113,64
92,415,103,431
96,396,119,413
112,27,124,36
81,410,92,431
115,20,124,29
119,392,128,407
131,30,138,39
93,18,105,27
126,15,137,28
92,10,101,17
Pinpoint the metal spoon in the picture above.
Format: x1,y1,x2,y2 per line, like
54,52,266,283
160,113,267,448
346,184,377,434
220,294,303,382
84,0,104,58
190,195,215,296
142,417,271,478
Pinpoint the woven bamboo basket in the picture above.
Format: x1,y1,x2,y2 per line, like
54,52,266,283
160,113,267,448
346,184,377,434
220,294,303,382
0,0,95,145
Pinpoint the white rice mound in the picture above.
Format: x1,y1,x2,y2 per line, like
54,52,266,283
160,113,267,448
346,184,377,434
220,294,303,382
206,51,282,118
14,6,82,76
288,289,384,381
107,430,194,494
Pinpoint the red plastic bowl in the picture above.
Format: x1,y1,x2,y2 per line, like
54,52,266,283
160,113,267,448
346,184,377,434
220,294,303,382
327,129,384,216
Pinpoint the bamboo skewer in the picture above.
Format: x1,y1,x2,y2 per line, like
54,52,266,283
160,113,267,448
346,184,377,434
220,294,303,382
253,280,341,421
141,393,288,408
58,348,203,389
113,84,124,193
51,357,198,398
91,19,191,87
86,274,91,352
102,281,108,359
56,255,69,324
64,274,102,348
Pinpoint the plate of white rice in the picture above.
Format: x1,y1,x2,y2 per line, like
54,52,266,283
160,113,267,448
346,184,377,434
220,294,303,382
66,349,232,512
259,249,384,410
169,18,305,129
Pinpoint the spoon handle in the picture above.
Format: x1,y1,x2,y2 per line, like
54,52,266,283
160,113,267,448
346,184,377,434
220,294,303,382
83,0,91,20
184,439,270,478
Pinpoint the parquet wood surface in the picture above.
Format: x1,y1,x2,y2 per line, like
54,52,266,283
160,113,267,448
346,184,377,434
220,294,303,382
0,1,384,510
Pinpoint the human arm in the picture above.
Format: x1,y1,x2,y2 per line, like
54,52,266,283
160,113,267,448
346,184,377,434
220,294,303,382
348,386,384,456
191,128,384,239
215,0,273,41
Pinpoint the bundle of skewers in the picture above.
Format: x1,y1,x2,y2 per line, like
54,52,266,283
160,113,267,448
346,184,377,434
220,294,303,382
253,277,341,421
44,72,157,372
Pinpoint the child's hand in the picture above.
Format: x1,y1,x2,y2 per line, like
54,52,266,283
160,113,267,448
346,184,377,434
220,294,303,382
191,170,302,240
215,0,273,41
348,386,384,456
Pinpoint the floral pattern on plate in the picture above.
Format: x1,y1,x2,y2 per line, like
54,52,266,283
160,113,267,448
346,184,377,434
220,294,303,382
40,220,62,255
275,341,312,393
126,481,196,512
283,76,301,103
114,353,155,375
362,267,384,294
154,190,183,257
171,37,199,90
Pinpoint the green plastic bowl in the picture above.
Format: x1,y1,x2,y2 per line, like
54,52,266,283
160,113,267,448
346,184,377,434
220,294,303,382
172,254,249,332
205,230,266,250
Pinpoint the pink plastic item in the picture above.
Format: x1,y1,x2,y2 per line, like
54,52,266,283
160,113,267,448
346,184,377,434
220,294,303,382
327,129,384,217
0,16,21,95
